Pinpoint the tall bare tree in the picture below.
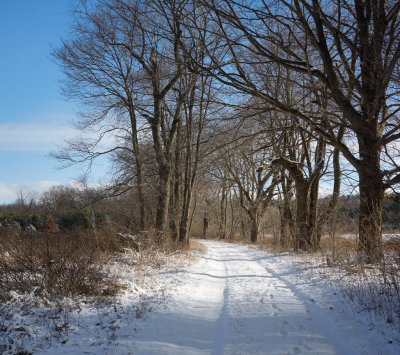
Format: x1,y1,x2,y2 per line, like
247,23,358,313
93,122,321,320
226,149,277,243
199,0,400,261
55,0,198,236
53,0,148,229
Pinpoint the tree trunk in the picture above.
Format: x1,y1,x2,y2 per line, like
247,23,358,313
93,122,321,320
169,176,178,241
309,176,320,250
202,212,209,239
136,169,146,230
295,181,311,251
279,203,293,248
151,96,181,237
170,120,182,241
356,129,384,262
128,103,146,230
155,163,172,237
250,210,259,243
358,167,384,262
219,174,227,239
179,188,192,244
279,175,294,248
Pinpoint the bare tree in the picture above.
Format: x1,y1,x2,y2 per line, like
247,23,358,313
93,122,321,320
53,0,148,229
199,0,400,261
176,72,215,242
15,190,38,215
54,0,200,236
226,150,277,243
111,0,198,236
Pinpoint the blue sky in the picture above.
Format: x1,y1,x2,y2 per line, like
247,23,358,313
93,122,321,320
0,1,107,203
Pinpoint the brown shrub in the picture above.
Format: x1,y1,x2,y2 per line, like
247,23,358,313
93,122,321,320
41,213,60,232
0,227,123,300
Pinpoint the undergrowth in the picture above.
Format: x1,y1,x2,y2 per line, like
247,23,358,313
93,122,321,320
257,234,400,332
0,225,203,354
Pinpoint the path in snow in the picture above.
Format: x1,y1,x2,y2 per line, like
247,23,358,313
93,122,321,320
131,240,395,355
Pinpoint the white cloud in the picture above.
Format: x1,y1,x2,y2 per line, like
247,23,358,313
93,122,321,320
0,181,61,203
0,121,78,152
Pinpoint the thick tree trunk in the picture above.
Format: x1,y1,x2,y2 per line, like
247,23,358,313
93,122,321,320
250,211,259,243
356,131,384,262
128,104,146,230
295,181,311,251
358,167,384,262
169,178,178,241
151,97,180,237
279,175,294,248
279,203,293,248
271,159,315,251
309,140,325,250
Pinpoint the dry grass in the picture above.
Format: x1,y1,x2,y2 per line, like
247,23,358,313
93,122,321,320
321,236,358,265
254,233,400,329
0,222,209,302
203,235,249,245
0,226,208,354
189,239,207,253
0,226,125,300
333,257,400,328
256,236,287,253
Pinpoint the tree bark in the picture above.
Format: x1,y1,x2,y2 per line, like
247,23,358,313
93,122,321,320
280,204,293,248
353,123,384,262
155,163,172,236
128,103,146,230
309,174,320,250
279,177,294,248
295,180,311,251
316,143,343,249
250,210,259,243
179,188,192,244
219,171,227,239
271,158,314,251
202,212,209,239
170,119,182,241
358,165,384,262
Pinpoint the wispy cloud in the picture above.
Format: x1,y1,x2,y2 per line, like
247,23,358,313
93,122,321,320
0,120,78,152
0,180,61,203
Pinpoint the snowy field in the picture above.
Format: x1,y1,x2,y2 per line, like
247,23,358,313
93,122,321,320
1,240,399,354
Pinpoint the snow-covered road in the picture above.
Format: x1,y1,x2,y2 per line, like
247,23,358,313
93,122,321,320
31,239,398,354
131,240,397,355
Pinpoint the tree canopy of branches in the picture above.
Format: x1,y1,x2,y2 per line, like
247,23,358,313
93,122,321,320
52,0,400,261
196,0,400,261
53,0,216,242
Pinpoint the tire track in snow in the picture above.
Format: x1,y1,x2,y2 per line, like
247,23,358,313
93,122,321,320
256,258,358,355
202,241,358,354
211,264,229,355
129,240,398,354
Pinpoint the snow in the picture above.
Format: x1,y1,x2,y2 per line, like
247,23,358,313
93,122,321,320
130,240,398,354
338,233,400,241
1,240,399,354
117,232,137,241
